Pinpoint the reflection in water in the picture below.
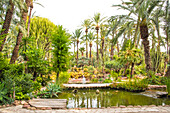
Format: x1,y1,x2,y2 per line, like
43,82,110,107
57,89,170,108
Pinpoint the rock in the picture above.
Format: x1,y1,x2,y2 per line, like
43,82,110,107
0,105,2,108
72,89,78,93
41,107,46,110
149,105,156,107
23,102,29,105
127,105,133,108
156,91,168,98
6,104,10,107
30,107,36,110
96,89,100,94
23,104,30,108
46,107,52,110
21,101,26,105
27,107,32,110
119,105,126,108
134,105,141,108
2,105,6,108
111,106,118,108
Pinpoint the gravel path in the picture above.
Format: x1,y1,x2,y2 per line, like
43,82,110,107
0,105,170,113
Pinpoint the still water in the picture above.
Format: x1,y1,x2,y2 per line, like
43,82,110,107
57,89,170,108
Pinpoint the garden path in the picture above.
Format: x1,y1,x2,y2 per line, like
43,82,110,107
0,105,170,113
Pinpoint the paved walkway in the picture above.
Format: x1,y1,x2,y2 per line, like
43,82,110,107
0,105,170,113
63,83,112,88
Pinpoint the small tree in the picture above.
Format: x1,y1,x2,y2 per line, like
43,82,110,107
51,25,70,82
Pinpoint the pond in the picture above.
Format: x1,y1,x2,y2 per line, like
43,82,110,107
57,88,170,108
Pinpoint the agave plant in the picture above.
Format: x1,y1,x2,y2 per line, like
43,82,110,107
46,83,61,98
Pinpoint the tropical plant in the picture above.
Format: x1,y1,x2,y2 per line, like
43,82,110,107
51,25,70,81
81,19,92,58
10,0,30,64
92,13,106,66
72,29,82,66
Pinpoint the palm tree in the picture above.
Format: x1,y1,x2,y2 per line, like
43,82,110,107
113,0,165,76
81,19,92,58
100,23,108,73
73,29,82,67
71,35,77,55
10,0,30,64
92,13,106,66
27,0,33,36
79,47,85,56
0,0,14,52
88,31,95,64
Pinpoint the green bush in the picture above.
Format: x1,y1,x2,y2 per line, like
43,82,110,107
15,92,30,100
0,82,13,105
37,83,61,98
166,77,170,95
91,78,98,83
111,79,148,92
59,72,70,84
103,79,112,83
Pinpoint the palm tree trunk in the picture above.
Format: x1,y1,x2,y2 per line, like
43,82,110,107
96,26,99,66
165,47,170,77
117,42,119,56
74,42,75,55
140,23,152,77
90,44,92,64
130,63,135,78
102,37,105,73
133,15,140,48
110,31,114,60
85,29,88,58
0,0,14,52
76,40,79,67
10,0,30,64
27,0,33,36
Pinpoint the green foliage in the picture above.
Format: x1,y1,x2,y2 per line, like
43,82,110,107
91,78,98,83
166,77,170,95
0,82,13,105
37,83,61,98
25,46,50,80
32,81,41,92
103,79,112,83
51,25,70,81
105,60,123,71
77,56,90,68
15,92,30,100
142,75,167,85
111,70,119,81
111,79,148,92
59,72,70,84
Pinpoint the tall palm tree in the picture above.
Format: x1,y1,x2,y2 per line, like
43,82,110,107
0,0,14,52
92,13,106,66
113,0,165,76
27,0,33,36
81,19,92,58
100,23,108,73
10,0,30,64
88,31,95,64
73,29,82,66
71,35,77,55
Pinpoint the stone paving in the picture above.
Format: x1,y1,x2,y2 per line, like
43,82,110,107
0,105,170,113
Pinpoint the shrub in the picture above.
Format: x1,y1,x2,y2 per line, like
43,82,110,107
111,79,148,92
59,72,70,84
91,78,98,83
37,83,61,98
103,79,112,83
0,82,13,105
